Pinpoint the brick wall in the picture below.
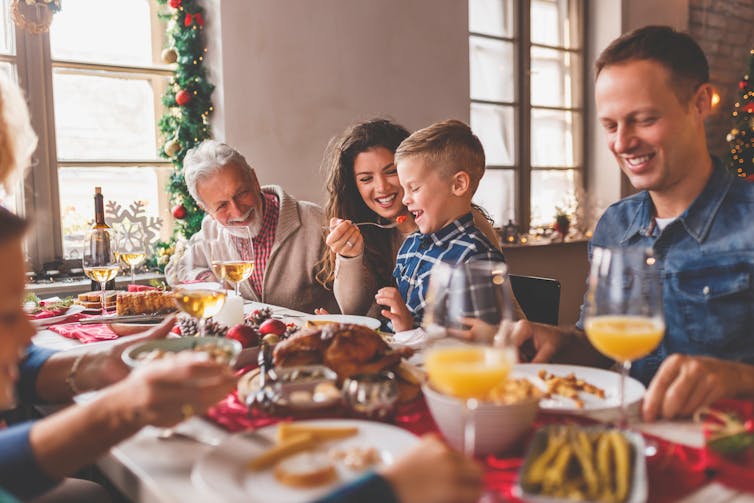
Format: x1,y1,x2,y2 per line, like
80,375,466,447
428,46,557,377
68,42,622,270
689,0,754,159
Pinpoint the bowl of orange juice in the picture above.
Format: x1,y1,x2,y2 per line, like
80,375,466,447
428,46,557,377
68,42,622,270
422,345,540,456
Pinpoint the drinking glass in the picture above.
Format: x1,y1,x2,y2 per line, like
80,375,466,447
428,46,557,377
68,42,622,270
212,227,255,297
583,247,665,428
82,228,119,316
423,260,516,457
115,224,146,284
173,286,227,337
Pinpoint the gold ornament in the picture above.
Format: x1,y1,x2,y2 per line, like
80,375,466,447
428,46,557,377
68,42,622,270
164,138,181,157
161,47,178,64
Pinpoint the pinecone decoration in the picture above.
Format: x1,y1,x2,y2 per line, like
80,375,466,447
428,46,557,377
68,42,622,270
246,307,273,327
177,314,228,337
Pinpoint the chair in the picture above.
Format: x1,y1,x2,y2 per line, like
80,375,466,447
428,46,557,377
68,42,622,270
509,274,561,325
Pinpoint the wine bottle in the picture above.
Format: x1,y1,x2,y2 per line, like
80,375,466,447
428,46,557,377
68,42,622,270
91,187,116,292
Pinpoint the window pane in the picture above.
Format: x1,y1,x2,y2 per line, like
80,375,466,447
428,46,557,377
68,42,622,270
531,0,581,49
0,0,14,55
471,102,515,166
470,36,515,102
53,70,165,160
530,109,581,167
50,0,160,66
473,169,515,227
469,0,514,38
58,167,173,259
531,47,581,108
530,169,577,228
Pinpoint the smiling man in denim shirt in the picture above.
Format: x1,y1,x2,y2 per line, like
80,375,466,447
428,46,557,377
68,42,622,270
513,26,754,421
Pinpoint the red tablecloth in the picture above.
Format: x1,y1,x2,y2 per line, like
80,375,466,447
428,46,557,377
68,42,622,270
206,377,754,502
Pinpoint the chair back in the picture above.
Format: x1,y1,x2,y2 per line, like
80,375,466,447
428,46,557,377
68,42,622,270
509,274,561,325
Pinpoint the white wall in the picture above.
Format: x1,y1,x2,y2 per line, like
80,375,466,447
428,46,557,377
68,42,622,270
212,0,469,205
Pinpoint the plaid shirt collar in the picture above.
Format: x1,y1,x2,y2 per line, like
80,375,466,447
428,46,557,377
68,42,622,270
231,192,279,296
423,212,475,245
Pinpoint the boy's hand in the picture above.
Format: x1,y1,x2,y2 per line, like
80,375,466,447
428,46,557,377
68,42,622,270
325,218,364,258
375,287,414,332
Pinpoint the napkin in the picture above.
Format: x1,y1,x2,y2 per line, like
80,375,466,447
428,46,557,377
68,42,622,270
392,328,427,349
48,320,120,344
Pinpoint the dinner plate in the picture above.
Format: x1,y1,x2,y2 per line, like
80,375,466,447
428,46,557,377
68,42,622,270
191,419,419,503
301,314,381,330
512,363,646,414
31,304,86,327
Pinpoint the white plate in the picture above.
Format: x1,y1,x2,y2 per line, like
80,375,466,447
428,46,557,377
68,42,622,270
513,363,646,414
31,304,86,327
192,419,419,503
301,314,381,330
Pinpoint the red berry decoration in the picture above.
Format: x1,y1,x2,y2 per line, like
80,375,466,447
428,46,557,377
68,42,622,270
740,80,748,90
743,102,754,114
168,0,182,8
745,419,754,433
226,324,260,349
175,89,192,106
172,204,187,219
259,318,287,336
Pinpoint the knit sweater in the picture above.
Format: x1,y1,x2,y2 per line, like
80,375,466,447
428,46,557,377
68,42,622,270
166,185,338,314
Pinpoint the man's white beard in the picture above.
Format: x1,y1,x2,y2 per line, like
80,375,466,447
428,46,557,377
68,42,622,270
220,206,263,238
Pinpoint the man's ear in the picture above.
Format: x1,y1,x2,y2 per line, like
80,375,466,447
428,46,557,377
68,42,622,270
451,171,471,196
693,83,714,118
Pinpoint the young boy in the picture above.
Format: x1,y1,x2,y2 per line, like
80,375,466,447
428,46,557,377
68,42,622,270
375,119,505,331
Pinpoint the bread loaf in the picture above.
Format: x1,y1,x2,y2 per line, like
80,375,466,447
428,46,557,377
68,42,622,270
116,290,176,315
273,451,338,488
75,291,117,310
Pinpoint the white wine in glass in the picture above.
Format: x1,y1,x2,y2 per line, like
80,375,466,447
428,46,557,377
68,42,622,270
583,247,665,428
173,287,227,336
82,229,119,315
212,227,255,296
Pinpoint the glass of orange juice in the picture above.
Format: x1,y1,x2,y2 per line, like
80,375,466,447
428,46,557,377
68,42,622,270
584,247,665,428
423,260,516,457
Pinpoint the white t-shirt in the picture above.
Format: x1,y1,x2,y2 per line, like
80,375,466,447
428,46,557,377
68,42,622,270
655,216,676,231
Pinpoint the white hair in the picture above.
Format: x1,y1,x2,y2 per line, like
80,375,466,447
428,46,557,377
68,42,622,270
182,140,254,206
0,73,37,192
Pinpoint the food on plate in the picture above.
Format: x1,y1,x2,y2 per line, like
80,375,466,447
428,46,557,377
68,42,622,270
116,290,176,316
329,445,381,471
277,423,358,443
305,319,339,328
75,290,117,310
134,342,236,364
226,323,260,348
24,294,75,317
274,451,338,488
274,323,414,378
248,432,318,471
488,378,543,405
537,370,606,408
521,426,633,502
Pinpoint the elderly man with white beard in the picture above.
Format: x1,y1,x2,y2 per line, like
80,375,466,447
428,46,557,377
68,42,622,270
165,140,338,313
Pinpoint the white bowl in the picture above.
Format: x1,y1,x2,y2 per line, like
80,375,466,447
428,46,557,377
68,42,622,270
422,384,539,455
122,336,242,368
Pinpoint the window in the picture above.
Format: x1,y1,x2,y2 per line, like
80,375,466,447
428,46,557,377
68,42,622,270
13,0,173,267
469,0,584,231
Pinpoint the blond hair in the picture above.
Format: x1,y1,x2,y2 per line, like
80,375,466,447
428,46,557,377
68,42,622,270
394,119,485,192
0,73,37,192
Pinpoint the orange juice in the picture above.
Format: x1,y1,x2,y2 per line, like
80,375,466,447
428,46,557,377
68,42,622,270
585,315,664,362
425,346,511,399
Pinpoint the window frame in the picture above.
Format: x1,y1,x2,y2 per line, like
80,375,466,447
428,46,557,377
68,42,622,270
469,0,587,232
13,2,173,270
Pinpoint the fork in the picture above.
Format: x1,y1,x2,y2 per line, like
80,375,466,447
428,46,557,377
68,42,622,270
322,221,400,231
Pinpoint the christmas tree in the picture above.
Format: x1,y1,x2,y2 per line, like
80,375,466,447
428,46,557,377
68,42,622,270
727,49,754,181
151,0,215,270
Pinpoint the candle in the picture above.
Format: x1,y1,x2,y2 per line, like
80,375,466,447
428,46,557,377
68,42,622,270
213,293,244,328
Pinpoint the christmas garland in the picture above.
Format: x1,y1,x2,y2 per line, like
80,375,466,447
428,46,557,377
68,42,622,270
11,0,60,34
151,0,214,270
727,49,754,182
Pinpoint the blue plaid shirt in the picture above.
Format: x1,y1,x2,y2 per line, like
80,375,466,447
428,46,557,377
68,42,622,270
392,213,505,327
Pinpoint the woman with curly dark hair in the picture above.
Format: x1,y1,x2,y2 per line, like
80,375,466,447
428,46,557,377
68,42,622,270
316,118,502,319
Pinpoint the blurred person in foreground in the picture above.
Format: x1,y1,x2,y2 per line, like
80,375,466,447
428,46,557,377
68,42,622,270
512,26,754,421
165,140,338,313
0,75,236,502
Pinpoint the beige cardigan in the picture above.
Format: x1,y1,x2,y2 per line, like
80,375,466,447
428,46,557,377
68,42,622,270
333,210,524,319
165,185,338,314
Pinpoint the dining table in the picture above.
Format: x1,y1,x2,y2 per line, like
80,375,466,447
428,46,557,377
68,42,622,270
31,300,754,503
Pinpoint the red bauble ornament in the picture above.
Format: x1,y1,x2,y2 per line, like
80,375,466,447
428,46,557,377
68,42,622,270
743,102,754,114
175,89,191,106
168,0,181,8
172,204,187,219
740,80,749,90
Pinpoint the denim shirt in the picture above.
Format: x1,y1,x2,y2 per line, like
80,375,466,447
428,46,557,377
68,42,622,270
578,159,754,386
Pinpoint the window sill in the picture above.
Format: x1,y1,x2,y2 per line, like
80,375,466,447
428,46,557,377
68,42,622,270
26,272,164,298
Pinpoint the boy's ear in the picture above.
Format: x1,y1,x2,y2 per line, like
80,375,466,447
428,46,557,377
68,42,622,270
451,171,471,196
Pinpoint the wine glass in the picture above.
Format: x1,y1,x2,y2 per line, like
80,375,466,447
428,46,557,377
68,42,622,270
115,224,146,284
173,286,227,337
212,226,255,297
82,228,119,316
423,260,516,457
583,247,665,428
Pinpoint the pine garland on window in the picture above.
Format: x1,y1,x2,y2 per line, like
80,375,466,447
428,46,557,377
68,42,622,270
152,0,214,270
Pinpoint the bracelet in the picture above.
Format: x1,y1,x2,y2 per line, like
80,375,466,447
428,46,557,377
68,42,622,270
65,352,87,396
